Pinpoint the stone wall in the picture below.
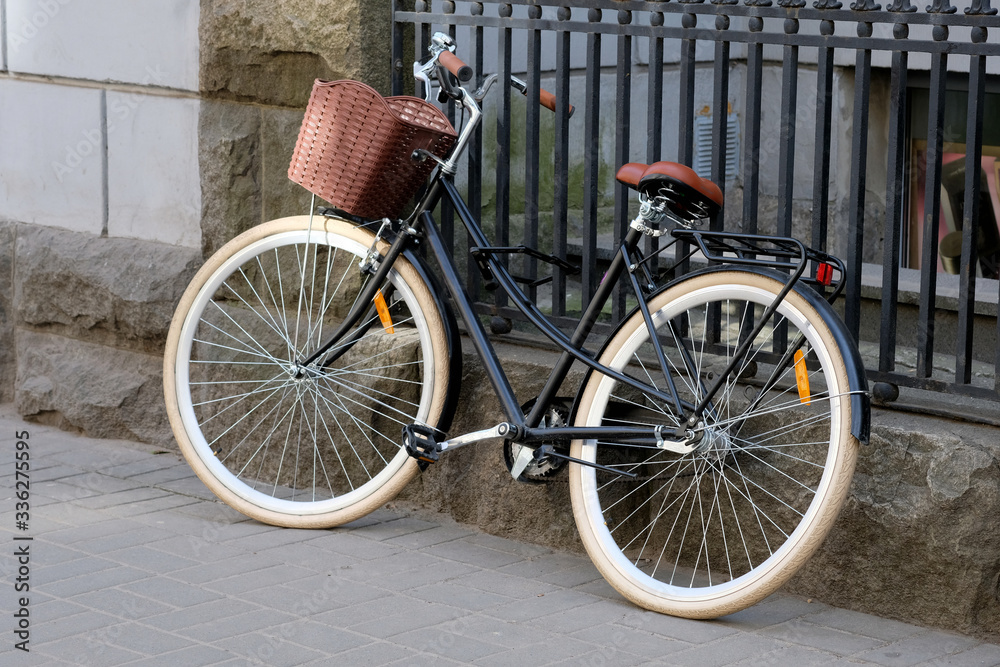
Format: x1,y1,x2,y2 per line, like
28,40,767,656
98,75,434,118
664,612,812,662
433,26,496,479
0,0,392,439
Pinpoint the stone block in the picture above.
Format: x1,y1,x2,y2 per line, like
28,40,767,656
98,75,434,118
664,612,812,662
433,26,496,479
15,330,173,446
5,0,199,90
14,225,202,351
261,107,313,222
0,222,14,401
198,100,263,258
199,0,392,108
0,79,104,234
788,409,1000,641
107,93,201,248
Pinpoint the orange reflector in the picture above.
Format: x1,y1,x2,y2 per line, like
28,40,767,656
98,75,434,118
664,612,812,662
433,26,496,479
794,349,810,404
374,290,394,334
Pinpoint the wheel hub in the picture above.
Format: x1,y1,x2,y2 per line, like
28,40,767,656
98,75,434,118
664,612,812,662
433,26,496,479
695,425,734,462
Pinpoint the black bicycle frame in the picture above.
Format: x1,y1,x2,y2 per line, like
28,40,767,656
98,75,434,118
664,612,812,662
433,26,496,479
425,176,684,444
300,160,841,448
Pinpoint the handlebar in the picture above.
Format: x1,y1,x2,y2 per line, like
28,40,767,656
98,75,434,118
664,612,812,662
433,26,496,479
419,32,571,117
439,51,473,83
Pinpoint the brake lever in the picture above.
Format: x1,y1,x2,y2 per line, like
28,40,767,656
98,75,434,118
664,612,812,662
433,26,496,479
473,73,499,104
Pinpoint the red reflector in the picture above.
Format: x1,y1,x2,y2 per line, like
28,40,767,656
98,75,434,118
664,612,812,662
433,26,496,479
816,263,834,286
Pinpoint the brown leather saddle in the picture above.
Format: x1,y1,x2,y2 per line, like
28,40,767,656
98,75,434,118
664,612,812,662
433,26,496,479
616,161,723,223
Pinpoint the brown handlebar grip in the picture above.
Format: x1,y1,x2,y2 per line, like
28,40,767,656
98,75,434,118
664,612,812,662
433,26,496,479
439,51,473,82
539,88,575,118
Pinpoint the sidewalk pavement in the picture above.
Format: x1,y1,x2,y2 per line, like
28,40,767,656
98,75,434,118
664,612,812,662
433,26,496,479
2,404,999,667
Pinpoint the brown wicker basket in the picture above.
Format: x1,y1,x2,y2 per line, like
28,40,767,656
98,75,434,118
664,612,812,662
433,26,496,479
288,79,458,220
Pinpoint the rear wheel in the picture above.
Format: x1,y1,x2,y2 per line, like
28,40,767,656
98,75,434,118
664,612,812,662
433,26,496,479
570,270,857,618
164,215,451,528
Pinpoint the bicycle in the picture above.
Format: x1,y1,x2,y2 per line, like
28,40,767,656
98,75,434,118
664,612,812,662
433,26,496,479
163,33,871,619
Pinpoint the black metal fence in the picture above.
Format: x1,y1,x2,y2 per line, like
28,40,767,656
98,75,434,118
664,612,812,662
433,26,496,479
391,0,1000,408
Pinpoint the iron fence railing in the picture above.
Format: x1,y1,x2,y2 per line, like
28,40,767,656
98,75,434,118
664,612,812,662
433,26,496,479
391,0,1000,407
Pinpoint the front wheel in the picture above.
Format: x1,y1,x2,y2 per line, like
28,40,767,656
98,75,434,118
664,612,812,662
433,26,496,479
570,270,858,618
164,215,452,528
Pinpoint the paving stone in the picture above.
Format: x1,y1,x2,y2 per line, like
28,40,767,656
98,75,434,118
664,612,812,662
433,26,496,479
177,609,297,642
35,633,144,666
219,526,321,551
67,588,174,619
144,597,265,632
470,635,599,666
352,516,441,541
33,609,122,642
34,554,119,587
120,576,225,608
392,625,507,662
854,630,982,667
41,518,145,545
114,644,238,667
718,594,833,631
131,465,202,485
249,542,360,572
384,523,476,549
667,633,790,667
58,472,148,495
304,531,406,560
759,618,885,656
804,606,928,642
267,619,371,654
569,621,689,660
322,641,416,665
530,598,637,635
103,456,186,479
451,613,557,648
279,574,391,612
333,549,452,584
616,609,742,644
342,601,467,640
922,642,1000,666
464,532,554,558
486,588,607,623
100,493,201,518
214,632,325,666
34,480,104,502
39,563,150,598
73,487,174,511
204,564,320,596
449,569,562,600
423,538,529,569
409,581,513,611
68,522,174,552
106,623,196,655
2,407,999,665
168,551,289,585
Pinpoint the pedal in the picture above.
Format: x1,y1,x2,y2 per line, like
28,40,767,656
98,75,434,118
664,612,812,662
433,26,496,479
403,423,444,470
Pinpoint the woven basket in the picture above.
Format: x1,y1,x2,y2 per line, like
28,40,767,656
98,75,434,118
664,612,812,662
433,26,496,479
288,79,458,220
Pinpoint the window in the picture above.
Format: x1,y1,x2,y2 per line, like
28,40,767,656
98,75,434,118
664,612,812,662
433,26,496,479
906,82,1000,279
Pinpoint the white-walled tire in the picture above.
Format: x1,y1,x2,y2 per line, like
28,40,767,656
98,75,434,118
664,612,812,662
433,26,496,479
164,215,450,528
570,270,857,618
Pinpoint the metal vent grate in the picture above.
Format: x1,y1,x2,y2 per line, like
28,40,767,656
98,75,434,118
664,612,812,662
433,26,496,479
693,113,739,182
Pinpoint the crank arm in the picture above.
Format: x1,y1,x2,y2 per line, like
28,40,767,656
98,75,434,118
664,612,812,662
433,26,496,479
438,422,518,452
